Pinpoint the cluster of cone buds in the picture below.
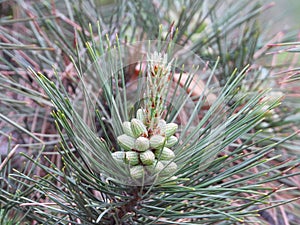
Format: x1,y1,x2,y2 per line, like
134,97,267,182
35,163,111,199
112,108,178,180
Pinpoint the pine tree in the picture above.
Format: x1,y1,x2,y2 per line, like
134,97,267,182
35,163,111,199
0,0,300,224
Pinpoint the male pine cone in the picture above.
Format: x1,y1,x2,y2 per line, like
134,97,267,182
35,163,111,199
112,108,179,181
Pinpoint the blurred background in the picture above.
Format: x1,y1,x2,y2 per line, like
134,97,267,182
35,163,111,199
264,0,300,31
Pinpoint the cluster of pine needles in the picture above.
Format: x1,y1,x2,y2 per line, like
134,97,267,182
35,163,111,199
0,0,300,224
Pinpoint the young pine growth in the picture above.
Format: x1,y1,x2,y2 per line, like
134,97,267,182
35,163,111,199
112,52,179,182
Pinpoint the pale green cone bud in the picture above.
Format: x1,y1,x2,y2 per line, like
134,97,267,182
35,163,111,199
112,151,125,163
165,123,178,137
136,108,146,123
154,147,175,160
140,150,155,166
150,135,165,149
134,137,150,152
122,121,135,137
156,119,166,135
125,151,139,166
130,165,144,180
146,160,164,175
165,135,178,148
160,161,178,176
117,134,135,151
131,118,148,137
